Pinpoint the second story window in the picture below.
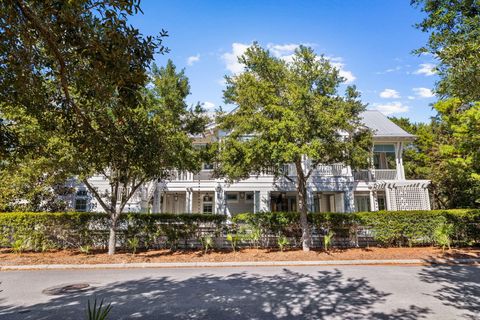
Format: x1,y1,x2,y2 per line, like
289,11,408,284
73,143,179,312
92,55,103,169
203,163,214,170
373,144,396,169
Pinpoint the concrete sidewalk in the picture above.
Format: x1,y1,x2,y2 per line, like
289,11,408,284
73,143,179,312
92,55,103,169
1,257,479,270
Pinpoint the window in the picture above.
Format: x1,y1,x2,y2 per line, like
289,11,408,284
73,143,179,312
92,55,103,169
225,193,238,203
76,189,88,197
75,199,87,212
245,192,254,202
373,144,396,169
203,163,214,170
202,194,213,214
354,195,370,212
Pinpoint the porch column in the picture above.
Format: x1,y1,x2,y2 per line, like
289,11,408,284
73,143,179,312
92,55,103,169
369,190,378,211
306,186,314,213
152,186,161,213
253,190,260,213
395,142,405,180
385,186,393,211
161,192,167,213
186,189,193,213
214,184,225,215
423,187,431,210
259,190,270,212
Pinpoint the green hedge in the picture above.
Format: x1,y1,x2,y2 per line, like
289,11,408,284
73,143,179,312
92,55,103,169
0,212,226,251
234,210,480,247
1,210,479,251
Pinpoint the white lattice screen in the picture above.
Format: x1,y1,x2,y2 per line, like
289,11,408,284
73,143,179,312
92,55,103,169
388,186,430,211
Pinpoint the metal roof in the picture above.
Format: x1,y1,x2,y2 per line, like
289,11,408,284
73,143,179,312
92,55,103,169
360,110,415,140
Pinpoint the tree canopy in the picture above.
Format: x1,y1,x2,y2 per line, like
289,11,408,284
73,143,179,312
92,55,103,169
216,43,372,251
413,0,480,101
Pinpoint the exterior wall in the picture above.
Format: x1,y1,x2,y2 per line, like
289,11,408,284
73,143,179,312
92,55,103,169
71,140,430,214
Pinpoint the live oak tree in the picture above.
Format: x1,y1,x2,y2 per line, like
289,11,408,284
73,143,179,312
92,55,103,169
0,105,75,212
413,0,480,101
412,0,480,207
0,0,167,157
216,44,372,251
0,1,207,254
79,60,206,254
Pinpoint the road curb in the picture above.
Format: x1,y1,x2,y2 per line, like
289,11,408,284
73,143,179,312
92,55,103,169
1,258,479,271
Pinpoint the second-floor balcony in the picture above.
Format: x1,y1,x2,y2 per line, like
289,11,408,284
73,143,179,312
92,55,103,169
353,169,398,181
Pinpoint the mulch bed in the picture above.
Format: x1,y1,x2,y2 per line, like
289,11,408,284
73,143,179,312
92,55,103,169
1,247,479,266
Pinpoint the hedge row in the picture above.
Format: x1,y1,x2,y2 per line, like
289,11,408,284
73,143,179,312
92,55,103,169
234,210,480,247
0,210,479,251
0,212,226,252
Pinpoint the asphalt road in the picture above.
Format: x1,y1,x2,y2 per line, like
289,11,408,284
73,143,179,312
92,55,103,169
0,264,479,319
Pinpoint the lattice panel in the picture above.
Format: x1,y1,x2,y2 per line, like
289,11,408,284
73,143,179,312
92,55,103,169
389,186,429,211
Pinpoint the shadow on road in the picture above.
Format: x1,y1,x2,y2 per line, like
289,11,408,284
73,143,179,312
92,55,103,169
419,263,480,320
0,268,431,319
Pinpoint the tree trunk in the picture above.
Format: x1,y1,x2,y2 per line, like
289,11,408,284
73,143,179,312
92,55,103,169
108,214,118,255
295,161,311,252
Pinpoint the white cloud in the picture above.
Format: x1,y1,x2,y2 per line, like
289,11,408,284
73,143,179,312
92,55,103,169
267,43,299,57
327,56,356,84
187,54,200,66
376,66,402,75
407,96,416,100
202,101,215,110
221,43,250,74
372,102,409,115
412,87,434,98
414,63,436,76
379,89,400,99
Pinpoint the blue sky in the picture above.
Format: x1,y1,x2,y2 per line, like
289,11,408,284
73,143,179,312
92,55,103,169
129,0,438,123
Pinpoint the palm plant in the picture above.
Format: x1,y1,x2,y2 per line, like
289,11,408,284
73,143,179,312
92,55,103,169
86,298,112,320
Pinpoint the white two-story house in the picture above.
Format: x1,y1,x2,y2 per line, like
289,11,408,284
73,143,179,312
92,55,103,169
72,110,431,215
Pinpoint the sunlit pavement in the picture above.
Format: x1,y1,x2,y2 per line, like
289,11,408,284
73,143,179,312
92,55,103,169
1,264,479,319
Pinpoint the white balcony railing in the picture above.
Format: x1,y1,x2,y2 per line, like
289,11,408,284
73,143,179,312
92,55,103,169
353,169,398,181
169,170,215,181
314,164,346,176
373,169,397,180
353,170,370,181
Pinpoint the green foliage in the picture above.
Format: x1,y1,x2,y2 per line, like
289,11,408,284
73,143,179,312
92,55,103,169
277,235,289,252
216,43,372,250
86,298,112,320
248,227,262,249
11,238,26,254
235,210,480,248
0,212,226,251
410,1,480,209
324,230,335,251
413,0,480,101
226,233,241,252
200,235,214,254
434,222,453,251
79,245,92,255
390,116,480,209
127,237,139,254
0,2,208,255
1,210,478,251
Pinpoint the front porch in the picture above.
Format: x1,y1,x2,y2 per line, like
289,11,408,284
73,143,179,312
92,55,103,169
151,190,258,215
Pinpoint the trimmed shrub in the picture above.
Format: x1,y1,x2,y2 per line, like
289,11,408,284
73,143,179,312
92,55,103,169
0,209,478,251
234,210,480,248
0,212,226,251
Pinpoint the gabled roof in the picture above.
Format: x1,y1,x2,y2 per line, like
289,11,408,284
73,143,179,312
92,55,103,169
360,110,415,140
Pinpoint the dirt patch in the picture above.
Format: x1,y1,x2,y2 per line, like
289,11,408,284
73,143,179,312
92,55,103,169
1,247,479,266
